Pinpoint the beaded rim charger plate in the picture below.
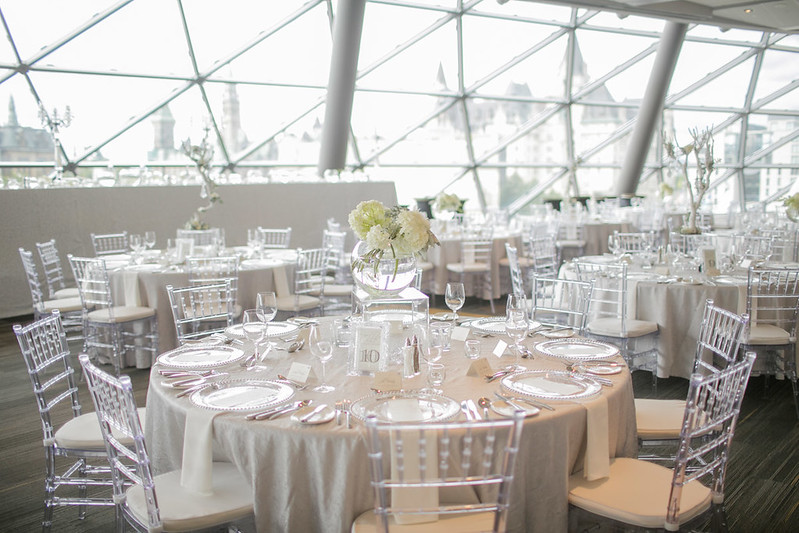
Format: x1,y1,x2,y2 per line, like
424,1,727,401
224,321,299,339
156,345,245,368
350,391,461,423
469,316,542,335
534,338,620,360
190,379,294,411
501,370,602,400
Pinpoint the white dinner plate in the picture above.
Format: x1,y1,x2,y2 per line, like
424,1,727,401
224,321,299,339
156,345,245,368
350,392,461,423
291,404,335,425
490,400,539,418
534,339,619,360
125,264,163,272
538,328,575,339
501,370,602,401
190,379,294,411
240,258,282,270
572,361,624,375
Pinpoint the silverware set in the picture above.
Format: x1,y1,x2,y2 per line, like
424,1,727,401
460,399,483,420
245,399,312,421
494,391,554,411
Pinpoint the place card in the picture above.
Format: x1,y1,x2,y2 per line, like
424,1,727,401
466,357,493,378
286,362,312,384
373,371,403,392
492,339,508,358
450,326,470,342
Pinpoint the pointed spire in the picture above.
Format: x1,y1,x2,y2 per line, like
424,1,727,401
7,96,18,127
435,62,448,91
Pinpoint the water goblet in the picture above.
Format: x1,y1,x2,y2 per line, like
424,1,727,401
129,234,144,264
256,291,277,340
242,309,268,371
445,282,465,320
505,294,528,371
310,323,335,393
464,339,481,359
144,231,157,251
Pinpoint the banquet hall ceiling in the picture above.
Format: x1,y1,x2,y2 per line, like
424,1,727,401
525,0,799,32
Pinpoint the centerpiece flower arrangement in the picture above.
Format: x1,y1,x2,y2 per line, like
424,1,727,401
784,194,799,223
664,126,718,234
431,192,464,220
349,200,439,295
182,128,222,230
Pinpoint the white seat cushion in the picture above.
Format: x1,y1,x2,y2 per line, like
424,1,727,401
88,306,156,324
311,283,353,297
447,262,490,273
276,294,321,312
43,296,83,313
125,464,253,532
54,287,80,299
634,399,685,440
744,324,791,345
55,407,146,449
499,257,535,268
416,261,434,271
568,457,712,529
587,318,658,338
556,239,586,248
351,508,496,533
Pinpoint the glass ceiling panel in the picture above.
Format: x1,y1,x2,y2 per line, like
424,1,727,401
359,2,446,71
41,0,192,77
357,23,458,94
474,33,569,100
461,14,559,90
582,11,666,33
668,41,750,98
686,24,764,43
753,49,799,110
473,1,574,22
28,71,188,162
216,6,332,86
677,57,755,108
1,0,119,59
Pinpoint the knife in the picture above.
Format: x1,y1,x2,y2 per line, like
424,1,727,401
299,404,328,423
495,392,555,412
246,400,301,421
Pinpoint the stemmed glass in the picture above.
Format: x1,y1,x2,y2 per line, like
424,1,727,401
310,323,335,393
445,282,465,321
242,309,268,371
129,234,144,264
607,234,620,256
505,294,529,371
144,231,157,251
256,291,277,342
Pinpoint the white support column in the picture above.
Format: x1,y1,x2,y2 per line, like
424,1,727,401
617,21,687,195
317,0,366,176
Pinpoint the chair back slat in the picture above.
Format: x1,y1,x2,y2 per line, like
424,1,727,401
167,281,234,344
91,232,129,256
531,275,593,333
258,226,292,249
36,239,69,298
694,299,750,375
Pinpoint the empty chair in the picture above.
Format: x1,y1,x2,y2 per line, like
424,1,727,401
573,260,659,387
166,281,234,345
19,247,83,340
351,412,525,533
500,242,534,297
732,233,774,262
91,232,129,256
36,238,80,300
446,236,495,314
275,248,325,317
568,353,756,532
668,232,715,256
79,354,255,532
322,228,350,283
186,255,241,319
530,275,594,333
555,220,586,264
739,264,799,418
636,300,749,461
504,243,527,301
611,231,656,255
257,226,292,249
526,234,559,278
176,227,221,246
14,311,118,531
68,255,158,374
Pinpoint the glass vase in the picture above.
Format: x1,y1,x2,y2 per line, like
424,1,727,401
350,240,417,298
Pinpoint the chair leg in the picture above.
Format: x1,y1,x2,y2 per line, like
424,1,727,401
43,447,56,533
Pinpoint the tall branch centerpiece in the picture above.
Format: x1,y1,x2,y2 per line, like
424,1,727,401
664,126,718,234
181,128,222,230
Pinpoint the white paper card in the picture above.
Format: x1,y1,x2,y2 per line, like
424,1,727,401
353,323,387,374
450,326,470,342
466,357,493,378
492,340,508,358
700,247,720,277
374,371,403,391
286,362,312,383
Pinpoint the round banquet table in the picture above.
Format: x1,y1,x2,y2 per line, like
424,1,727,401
144,319,637,533
107,251,296,360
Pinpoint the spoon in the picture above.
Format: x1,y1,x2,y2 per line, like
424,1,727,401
477,397,491,419
274,340,302,353
276,374,307,389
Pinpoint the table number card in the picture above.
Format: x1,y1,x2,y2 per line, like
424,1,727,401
286,362,312,384
352,323,387,375
700,247,720,277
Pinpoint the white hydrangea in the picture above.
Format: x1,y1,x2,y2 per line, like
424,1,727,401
365,225,391,252
348,200,388,240
395,210,431,255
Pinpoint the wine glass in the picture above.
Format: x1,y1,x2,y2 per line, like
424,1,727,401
444,282,465,320
129,234,144,264
256,291,277,339
607,234,619,256
505,294,529,371
310,324,335,393
144,231,157,251
242,309,267,371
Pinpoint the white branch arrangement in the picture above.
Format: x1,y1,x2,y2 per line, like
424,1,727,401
664,126,718,234
181,128,222,230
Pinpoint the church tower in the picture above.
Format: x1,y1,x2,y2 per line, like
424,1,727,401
148,104,176,161
222,83,247,153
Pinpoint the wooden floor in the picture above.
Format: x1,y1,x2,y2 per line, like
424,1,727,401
2,300,799,532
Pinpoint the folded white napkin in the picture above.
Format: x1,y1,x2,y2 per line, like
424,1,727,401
388,399,439,525
582,395,610,481
273,264,292,298
181,409,220,495
121,269,141,306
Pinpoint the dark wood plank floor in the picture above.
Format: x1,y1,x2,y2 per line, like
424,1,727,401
2,299,798,532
